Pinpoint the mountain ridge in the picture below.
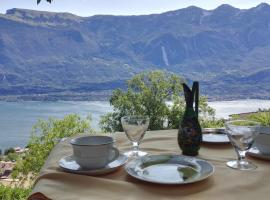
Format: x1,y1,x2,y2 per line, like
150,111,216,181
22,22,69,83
0,4,270,101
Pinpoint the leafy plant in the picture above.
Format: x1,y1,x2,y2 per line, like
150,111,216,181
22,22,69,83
4,148,15,156
0,185,31,200
12,114,93,184
198,96,225,128
232,111,270,126
6,153,19,162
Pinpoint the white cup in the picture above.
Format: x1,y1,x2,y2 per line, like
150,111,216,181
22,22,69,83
70,135,119,169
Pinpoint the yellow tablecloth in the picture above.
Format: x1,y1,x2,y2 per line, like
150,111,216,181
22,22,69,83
29,130,270,200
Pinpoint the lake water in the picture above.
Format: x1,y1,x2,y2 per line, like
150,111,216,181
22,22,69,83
0,99,270,151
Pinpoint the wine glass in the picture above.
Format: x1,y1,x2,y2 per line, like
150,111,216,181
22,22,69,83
225,120,260,170
121,116,149,157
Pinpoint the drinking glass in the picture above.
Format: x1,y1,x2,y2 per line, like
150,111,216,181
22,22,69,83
121,116,149,157
225,120,260,170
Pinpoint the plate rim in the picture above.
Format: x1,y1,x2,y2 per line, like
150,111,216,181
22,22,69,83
58,153,128,175
125,154,215,185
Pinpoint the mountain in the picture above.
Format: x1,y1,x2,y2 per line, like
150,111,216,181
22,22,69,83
1,3,270,101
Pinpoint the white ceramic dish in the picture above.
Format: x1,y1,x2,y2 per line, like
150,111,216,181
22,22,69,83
59,153,128,175
202,128,230,143
70,135,119,169
125,155,214,184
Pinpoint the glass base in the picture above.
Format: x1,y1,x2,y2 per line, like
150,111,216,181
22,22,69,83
124,150,148,157
226,160,257,170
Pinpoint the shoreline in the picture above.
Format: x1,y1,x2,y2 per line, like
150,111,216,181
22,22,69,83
1,99,270,151
0,94,270,102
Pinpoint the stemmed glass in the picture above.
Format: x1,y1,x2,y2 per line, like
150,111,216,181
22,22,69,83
225,120,260,170
121,116,149,157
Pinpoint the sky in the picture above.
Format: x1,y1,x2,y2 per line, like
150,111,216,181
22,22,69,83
0,0,270,17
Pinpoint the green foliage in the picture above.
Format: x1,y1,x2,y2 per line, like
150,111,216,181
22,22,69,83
200,118,225,128
232,111,270,126
198,96,225,128
6,153,19,162
100,70,223,132
0,185,31,200
12,114,93,183
249,112,270,126
100,71,184,131
4,148,15,156
170,95,224,128
166,96,185,129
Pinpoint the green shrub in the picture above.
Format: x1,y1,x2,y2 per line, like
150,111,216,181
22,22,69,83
0,185,30,200
6,153,19,162
200,118,225,128
198,97,225,128
248,111,270,126
4,148,15,156
12,114,93,184
232,111,270,126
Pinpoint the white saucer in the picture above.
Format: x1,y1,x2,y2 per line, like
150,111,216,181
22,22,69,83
59,153,128,175
202,128,230,143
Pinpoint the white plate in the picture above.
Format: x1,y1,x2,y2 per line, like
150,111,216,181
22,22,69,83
125,155,214,184
202,128,230,143
59,153,128,175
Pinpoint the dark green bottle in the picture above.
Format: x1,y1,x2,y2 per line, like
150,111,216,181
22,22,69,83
178,81,202,156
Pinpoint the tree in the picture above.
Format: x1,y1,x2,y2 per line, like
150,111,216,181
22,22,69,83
100,70,183,131
100,70,223,132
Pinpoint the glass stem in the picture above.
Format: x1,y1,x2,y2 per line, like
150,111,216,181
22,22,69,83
237,150,246,164
132,142,139,156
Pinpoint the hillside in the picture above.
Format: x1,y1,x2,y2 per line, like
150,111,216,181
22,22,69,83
1,3,270,100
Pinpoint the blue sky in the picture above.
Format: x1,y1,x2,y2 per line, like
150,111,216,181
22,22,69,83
0,0,270,16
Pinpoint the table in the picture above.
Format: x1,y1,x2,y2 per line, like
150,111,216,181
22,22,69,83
28,130,270,200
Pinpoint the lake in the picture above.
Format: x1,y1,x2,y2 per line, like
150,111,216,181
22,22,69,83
0,99,270,151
